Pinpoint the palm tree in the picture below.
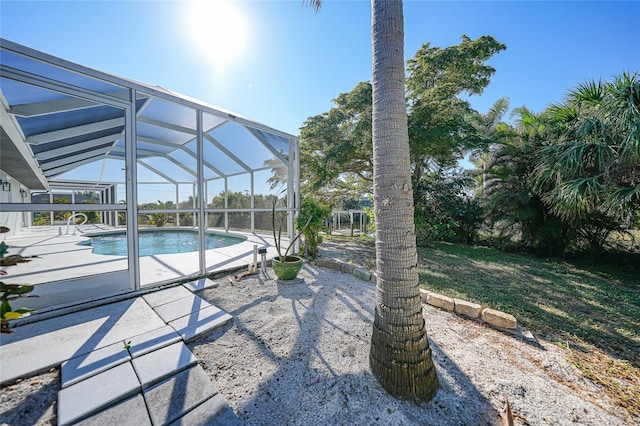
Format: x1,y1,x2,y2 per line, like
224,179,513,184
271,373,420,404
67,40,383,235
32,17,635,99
469,97,511,195
536,73,640,218
532,72,640,246
368,0,439,400
305,0,438,401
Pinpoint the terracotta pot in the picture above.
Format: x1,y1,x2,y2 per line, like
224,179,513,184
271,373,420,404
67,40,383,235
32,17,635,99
272,256,303,280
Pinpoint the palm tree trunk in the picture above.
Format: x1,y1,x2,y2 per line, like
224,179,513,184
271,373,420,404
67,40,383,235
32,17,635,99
369,0,439,401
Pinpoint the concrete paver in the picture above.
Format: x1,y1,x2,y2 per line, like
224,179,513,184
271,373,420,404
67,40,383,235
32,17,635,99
168,305,233,342
142,285,193,308
57,362,140,426
168,393,242,426
3,281,239,425
153,293,213,323
127,325,182,358
75,394,151,426
182,278,218,292
132,341,197,389
0,297,165,384
61,340,131,388
143,365,218,426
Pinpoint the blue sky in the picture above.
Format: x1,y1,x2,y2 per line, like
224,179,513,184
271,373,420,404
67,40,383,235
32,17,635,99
1,0,639,137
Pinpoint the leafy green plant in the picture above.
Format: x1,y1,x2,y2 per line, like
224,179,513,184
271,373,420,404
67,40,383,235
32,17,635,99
151,212,167,227
414,169,484,246
297,196,331,260
272,191,312,261
1,227,38,334
1,283,37,334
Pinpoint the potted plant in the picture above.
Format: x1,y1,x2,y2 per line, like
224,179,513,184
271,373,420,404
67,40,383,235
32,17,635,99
271,192,312,280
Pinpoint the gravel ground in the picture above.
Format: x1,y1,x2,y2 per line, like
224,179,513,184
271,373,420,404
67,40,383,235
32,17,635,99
0,369,58,426
1,262,635,425
189,264,634,425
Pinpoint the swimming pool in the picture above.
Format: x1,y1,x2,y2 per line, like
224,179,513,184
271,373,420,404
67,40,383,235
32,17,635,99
79,229,247,256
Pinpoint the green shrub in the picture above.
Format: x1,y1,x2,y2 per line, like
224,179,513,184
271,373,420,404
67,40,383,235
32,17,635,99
297,196,331,260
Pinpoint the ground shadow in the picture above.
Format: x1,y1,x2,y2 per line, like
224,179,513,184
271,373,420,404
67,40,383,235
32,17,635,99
0,376,58,426
192,264,500,425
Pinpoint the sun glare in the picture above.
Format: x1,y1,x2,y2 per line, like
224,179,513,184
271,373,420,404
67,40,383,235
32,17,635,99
186,0,248,65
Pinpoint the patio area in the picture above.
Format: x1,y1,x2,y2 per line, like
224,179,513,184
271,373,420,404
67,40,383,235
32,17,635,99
1,38,300,315
3,225,285,314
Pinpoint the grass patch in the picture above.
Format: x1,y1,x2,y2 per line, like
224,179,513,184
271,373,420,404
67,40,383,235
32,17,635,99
417,241,640,416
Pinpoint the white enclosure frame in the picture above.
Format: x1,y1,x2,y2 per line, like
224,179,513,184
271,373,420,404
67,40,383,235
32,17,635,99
0,39,300,310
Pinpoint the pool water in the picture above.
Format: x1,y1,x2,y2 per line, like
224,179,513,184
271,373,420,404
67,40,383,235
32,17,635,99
80,229,246,256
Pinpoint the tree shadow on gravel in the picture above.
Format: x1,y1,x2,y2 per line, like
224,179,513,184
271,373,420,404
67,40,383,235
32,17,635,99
0,378,58,426
193,264,500,425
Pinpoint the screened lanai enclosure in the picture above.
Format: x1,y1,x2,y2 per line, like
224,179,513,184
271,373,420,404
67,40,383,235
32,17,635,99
0,39,300,314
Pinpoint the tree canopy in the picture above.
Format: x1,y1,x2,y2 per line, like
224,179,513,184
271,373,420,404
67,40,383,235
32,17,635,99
299,35,506,205
481,72,639,254
406,35,506,173
299,31,638,258
299,81,373,203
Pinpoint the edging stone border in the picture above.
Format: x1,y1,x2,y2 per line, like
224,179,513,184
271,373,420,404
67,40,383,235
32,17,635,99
314,257,528,337
315,259,375,283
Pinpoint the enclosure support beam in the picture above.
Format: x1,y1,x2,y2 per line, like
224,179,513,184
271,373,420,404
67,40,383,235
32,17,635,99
287,137,296,245
197,110,206,274
175,184,180,227
125,90,140,292
224,178,229,232
250,171,255,232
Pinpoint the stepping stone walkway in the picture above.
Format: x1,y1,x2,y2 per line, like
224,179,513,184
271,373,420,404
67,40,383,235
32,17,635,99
17,280,238,425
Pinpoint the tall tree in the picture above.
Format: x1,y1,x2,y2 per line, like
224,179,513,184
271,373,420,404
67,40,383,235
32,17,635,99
368,0,439,400
406,35,506,195
299,81,373,201
481,111,574,257
530,72,640,250
534,72,640,223
299,36,506,207
468,97,512,196
304,0,439,400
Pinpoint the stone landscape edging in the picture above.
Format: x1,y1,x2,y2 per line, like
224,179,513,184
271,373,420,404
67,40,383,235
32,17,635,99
314,258,538,344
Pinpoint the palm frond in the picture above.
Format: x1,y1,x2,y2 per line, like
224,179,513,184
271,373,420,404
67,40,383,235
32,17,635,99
568,78,604,107
544,177,605,221
303,0,322,14
486,97,510,126
607,184,640,207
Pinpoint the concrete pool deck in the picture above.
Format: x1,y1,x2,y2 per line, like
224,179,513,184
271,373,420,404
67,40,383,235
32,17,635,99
1,225,285,313
0,279,241,425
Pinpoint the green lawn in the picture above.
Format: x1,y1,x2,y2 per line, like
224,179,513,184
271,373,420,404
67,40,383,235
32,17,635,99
417,242,640,415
